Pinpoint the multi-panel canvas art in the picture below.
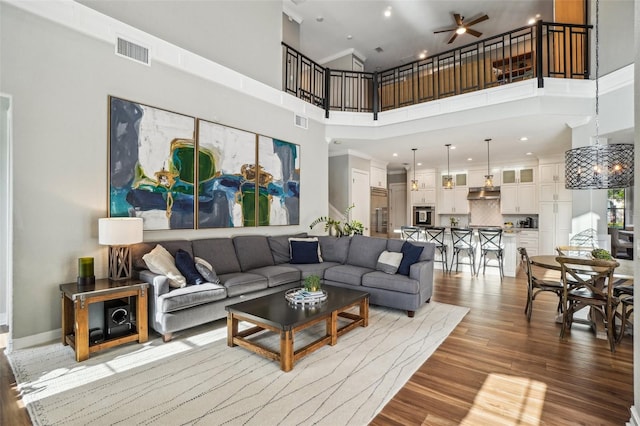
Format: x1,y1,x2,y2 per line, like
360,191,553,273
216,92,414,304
109,97,196,230
108,96,300,229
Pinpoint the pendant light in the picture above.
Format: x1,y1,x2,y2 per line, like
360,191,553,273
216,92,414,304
564,0,634,189
484,138,494,189
444,144,454,189
411,148,419,191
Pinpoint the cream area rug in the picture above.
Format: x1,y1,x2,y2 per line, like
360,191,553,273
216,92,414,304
9,302,468,426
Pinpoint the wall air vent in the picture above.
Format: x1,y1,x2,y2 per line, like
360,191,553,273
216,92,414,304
294,114,308,129
116,37,150,66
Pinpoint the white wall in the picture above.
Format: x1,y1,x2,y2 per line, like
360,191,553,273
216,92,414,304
0,3,327,341
0,95,10,326
591,0,636,75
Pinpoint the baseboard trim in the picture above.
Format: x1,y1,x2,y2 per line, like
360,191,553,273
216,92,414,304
9,328,60,352
629,405,640,426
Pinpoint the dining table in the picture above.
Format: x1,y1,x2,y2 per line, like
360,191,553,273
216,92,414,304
529,254,635,340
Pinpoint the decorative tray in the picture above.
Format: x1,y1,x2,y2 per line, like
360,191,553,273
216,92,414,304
285,288,328,305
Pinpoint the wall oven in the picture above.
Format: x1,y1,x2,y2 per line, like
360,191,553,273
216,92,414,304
413,206,434,227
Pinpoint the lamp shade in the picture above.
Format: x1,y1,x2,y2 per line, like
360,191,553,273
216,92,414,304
98,218,144,245
565,143,634,189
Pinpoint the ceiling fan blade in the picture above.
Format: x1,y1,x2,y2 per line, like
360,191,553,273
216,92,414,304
454,13,463,26
465,14,489,27
467,28,482,37
447,32,458,44
434,27,457,34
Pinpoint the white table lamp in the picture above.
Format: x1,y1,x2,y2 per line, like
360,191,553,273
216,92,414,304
99,217,144,281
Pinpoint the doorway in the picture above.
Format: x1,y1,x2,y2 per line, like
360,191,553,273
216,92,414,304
389,183,407,238
351,168,370,236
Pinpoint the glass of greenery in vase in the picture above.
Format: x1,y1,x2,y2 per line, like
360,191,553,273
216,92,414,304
303,275,321,292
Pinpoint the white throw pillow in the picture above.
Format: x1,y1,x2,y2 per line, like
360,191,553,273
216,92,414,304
142,244,186,288
288,237,323,262
376,250,403,274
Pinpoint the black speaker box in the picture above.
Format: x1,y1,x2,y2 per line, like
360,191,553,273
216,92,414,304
104,299,132,339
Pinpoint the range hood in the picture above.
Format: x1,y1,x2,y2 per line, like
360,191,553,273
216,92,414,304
467,186,501,200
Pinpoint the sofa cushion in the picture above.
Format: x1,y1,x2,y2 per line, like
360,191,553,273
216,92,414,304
386,239,404,253
362,271,420,294
219,272,268,297
233,235,275,271
287,262,341,279
290,240,320,264
157,283,227,313
268,233,308,264
192,238,241,275
376,250,403,274
346,235,388,269
398,242,424,276
249,265,301,287
175,249,205,285
142,244,186,288
324,264,373,286
318,236,351,263
132,240,193,271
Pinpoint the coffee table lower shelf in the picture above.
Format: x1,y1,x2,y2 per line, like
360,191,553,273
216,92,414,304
227,296,368,372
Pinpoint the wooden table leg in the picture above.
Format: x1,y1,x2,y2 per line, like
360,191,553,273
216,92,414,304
361,297,369,327
280,329,293,372
330,311,338,345
74,297,89,362
61,293,73,346
136,287,148,343
227,314,238,347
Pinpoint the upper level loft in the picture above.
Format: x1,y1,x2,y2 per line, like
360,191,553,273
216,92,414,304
283,21,592,120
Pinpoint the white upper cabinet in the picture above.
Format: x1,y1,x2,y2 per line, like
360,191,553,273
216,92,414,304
502,167,535,185
539,163,571,202
370,165,387,188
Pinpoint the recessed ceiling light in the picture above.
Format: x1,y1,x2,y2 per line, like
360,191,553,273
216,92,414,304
347,34,353,40
450,146,456,150
417,162,422,166
384,7,392,18
528,18,536,25
467,157,473,161
526,152,533,156
418,52,426,60
392,153,398,157
520,136,528,141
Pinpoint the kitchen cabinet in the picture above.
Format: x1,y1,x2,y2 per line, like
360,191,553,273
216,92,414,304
441,173,467,187
409,170,436,205
411,188,436,205
502,167,535,185
412,170,435,190
539,163,571,202
500,183,537,214
370,165,387,188
538,201,572,254
439,186,469,214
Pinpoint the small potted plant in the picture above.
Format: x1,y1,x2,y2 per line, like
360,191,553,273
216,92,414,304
592,248,613,260
303,275,322,292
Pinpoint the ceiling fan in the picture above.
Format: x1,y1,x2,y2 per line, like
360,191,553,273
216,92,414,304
434,13,489,44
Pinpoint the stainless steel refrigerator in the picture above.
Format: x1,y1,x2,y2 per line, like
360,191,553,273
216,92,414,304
370,187,388,238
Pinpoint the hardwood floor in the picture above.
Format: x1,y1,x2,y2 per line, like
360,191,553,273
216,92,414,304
1,269,633,425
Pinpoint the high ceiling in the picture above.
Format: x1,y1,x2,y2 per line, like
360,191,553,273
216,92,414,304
284,0,554,72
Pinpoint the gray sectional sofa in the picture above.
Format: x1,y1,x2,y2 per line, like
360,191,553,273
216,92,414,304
131,234,436,342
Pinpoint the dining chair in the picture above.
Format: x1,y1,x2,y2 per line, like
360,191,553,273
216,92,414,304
478,228,504,278
400,226,421,241
614,284,633,343
424,227,448,273
450,228,476,275
555,245,594,257
518,247,563,322
556,256,620,352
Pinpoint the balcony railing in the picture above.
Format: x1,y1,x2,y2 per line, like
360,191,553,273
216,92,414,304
282,21,591,120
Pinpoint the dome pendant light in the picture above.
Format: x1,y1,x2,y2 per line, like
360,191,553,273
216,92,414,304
411,148,419,191
484,138,494,189
444,144,454,189
564,0,634,189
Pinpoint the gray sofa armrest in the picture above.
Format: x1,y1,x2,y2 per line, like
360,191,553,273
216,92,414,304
409,260,434,302
138,269,170,296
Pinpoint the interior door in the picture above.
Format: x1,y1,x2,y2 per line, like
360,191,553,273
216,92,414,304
351,169,370,236
389,183,407,237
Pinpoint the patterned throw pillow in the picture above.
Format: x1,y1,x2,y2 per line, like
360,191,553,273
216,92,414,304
194,257,221,285
142,244,186,288
376,250,403,274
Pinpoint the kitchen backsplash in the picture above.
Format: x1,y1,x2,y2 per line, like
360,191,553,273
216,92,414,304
469,200,502,226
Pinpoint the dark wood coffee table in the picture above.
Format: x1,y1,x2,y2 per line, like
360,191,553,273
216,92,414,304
225,285,369,372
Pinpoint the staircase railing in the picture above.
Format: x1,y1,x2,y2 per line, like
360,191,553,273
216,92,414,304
282,21,591,120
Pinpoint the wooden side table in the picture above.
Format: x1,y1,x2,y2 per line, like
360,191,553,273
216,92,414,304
60,278,148,362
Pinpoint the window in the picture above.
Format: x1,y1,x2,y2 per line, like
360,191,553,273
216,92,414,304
607,189,625,228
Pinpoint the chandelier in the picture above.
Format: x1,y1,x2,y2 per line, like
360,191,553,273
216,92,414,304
444,144,454,189
411,148,419,191
484,138,494,189
564,0,634,189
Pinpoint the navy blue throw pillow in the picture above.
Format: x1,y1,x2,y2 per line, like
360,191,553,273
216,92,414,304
175,249,205,285
290,240,320,264
397,242,424,276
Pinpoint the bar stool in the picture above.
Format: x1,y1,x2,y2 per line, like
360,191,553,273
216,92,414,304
478,228,504,278
400,226,421,241
450,228,476,275
424,227,448,273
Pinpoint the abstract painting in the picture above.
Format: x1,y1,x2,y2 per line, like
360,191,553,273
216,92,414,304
196,120,257,228
258,136,300,226
109,96,196,230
